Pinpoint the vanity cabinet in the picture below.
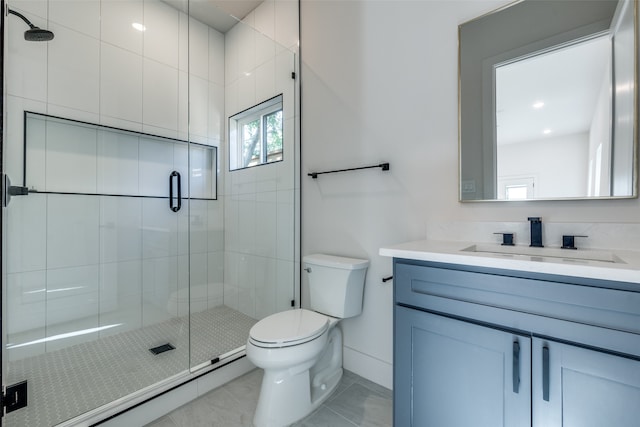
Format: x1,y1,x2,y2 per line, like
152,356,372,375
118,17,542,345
395,306,531,426
393,259,640,427
532,338,640,427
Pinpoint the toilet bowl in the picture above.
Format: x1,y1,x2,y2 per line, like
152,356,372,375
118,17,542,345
246,254,368,427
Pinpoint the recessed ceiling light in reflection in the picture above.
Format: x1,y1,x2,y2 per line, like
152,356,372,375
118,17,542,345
132,22,146,32
543,129,552,134
532,101,545,109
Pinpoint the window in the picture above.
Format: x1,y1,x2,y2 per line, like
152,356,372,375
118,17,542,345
497,176,535,200
229,95,283,171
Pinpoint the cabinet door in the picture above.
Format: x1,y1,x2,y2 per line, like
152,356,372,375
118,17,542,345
395,306,531,427
532,338,640,427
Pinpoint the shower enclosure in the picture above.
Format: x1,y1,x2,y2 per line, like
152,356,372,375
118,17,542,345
1,0,300,425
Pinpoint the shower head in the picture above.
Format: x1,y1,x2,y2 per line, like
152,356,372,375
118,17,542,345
8,9,54,42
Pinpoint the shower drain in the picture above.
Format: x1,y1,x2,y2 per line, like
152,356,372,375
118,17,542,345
149,343,176,355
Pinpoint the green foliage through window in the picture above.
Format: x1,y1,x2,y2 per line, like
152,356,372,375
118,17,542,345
230,95,284,171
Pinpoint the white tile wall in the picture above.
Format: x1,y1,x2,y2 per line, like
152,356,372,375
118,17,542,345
45,120,98,193
7,96,47,185
142,58,179,133
209,30,225,86
189,200,209,254
207,252,224,308
99,196,142,263
254,256,277,319
6,195,47,274
99,260,143,336
100,43,143,123
97,130,140,195
188,17,209,79
6,268,47,359
9,0,47,20
100,0,144,54
47,24,100,113
7,9,48,102
6,271,47,336
188,75,210,142
208,82,225,142
142,256,178,326
138,136,174,197
49,0,101,39
222,0,298,320
142,0,179,68
141,198,179,259
24,114,47,191
47,195,100,269
274,0,299,51
5,0,297,365
190,253,209,313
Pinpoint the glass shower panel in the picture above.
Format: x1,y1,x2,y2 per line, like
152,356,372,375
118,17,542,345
186,1,300,371
1,0,205,424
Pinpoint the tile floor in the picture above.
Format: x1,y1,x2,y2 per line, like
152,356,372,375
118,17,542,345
145,368,393,427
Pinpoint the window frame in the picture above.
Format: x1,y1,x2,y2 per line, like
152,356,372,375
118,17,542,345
229,94,283,172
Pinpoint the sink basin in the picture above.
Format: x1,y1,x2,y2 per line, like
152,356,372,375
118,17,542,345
461,244,626,264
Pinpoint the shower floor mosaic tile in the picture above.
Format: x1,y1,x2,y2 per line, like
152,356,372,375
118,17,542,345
4,306,257,427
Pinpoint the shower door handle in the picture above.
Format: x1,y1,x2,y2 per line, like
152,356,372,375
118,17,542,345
169,171,182,212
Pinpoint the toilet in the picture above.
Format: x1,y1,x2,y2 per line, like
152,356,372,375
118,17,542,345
246,254,369,427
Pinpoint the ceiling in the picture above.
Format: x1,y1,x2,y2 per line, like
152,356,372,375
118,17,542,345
495,35,611,146
164,0,263,33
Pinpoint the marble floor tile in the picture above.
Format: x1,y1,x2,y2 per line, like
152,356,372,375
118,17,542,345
291,406,358,427
146,369,392,427
325,383,393,427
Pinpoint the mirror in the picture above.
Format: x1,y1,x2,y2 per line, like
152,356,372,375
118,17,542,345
459,0,637,201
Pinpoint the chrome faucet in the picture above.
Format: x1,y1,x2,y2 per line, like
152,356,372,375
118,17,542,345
528,217,543,247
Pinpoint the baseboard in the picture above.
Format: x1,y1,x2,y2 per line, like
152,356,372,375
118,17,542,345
343,346,392,390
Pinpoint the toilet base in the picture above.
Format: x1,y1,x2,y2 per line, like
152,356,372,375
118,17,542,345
252,327,343,427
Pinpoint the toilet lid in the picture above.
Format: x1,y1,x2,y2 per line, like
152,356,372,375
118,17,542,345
249,309,329,348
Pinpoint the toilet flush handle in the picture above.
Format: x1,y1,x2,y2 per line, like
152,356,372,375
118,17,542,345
304,267,312,273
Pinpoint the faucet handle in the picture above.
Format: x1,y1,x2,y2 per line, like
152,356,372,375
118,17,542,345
494,232,515,246
561,235,588,250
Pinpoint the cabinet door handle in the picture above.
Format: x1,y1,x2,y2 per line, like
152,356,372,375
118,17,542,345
169,171,182,212
542,345,550,402
512,341,520,393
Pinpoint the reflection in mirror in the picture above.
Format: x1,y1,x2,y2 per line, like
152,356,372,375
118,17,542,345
459,0,637,201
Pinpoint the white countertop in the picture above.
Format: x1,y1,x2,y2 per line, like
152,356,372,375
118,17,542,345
380,240,640,285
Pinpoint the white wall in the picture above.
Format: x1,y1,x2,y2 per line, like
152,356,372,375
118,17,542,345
497,133,589,199
301,0,640,389
222,0,299,320
4,0,225,360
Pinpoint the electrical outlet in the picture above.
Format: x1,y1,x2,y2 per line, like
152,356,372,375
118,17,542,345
461,180,476,193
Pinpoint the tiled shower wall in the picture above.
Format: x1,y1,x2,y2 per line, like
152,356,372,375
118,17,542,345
5,0,225,360
222,1,299,320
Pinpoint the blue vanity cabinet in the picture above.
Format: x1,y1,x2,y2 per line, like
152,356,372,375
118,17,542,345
394,306,531,426
532,338,640,426
393,259,640,427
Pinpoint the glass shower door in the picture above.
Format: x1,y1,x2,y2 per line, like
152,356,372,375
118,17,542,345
1,0,199,424
2,112,194,426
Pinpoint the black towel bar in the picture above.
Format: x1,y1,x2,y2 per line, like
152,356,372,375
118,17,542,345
308,162,390,179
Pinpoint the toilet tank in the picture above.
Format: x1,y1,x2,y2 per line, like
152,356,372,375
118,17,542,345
304,254,369,319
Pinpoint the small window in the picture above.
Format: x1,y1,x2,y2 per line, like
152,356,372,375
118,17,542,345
498,176,535,200
229,95,283,171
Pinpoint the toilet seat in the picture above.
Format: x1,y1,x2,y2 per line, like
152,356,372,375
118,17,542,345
249,309,329,348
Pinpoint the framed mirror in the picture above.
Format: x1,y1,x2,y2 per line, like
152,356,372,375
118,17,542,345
459,0,638,201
